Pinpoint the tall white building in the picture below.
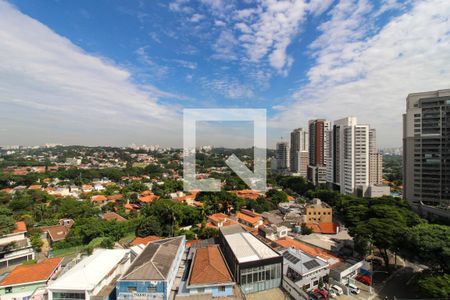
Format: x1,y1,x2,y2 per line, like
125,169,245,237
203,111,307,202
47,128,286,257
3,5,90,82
331,117,369,195
290,128,308,177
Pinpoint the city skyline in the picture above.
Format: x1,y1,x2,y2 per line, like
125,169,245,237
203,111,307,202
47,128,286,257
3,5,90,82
1,0,450,148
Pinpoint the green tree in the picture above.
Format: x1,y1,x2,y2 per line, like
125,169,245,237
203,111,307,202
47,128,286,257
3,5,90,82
0,207,15,235
416,272,450,298
136,216,163,237
401,223,450,272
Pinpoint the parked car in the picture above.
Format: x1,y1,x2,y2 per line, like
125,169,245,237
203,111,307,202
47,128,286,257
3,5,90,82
330,285,344,296
314,289,329,300
356,274,372,285
347,283,361,294
366,257,383,266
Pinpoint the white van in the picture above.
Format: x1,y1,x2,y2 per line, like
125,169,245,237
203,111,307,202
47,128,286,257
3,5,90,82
347,283,360,294
330,285,344,295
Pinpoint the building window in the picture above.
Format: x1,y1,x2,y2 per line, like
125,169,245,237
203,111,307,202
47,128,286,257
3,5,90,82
5,287,12,294
198,288,205,293
128,286,137,293
218,286,226,292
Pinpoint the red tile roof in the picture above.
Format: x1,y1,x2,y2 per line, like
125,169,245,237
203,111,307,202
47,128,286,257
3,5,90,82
188,245,233,286
103,212,126,222
0,257,62,286
139,194,159,203
275,238,340,264
13,221,27,233
28,185,42,190
305,222,338,234
130,235,161,246
236,210,261,226
107,194,123,201
40,225,70,242
91,195,107,202
230,190,262,200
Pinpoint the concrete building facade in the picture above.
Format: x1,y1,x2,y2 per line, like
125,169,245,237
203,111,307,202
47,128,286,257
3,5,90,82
308,119,331,185
331,117,370,195
403,89,450,214
290,128,308,177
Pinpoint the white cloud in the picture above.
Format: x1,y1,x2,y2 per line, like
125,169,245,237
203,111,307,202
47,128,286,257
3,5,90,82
306,0,335,16
234,0,308,74
0,1,181,146
190,13,205,22
135,47,170,79
199,77,254,99
212,29,238,60
271,0,450,147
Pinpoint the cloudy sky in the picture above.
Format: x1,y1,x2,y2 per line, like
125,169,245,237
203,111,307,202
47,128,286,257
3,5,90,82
0,0,449,148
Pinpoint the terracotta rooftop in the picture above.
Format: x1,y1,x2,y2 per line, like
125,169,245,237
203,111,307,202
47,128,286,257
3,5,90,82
139,194,159,203
103,212,126,222
0,257,63,287
236,210,261,226
188,245,233,286
305,222,338,234
41,224,70,242
13,221,27,234
130,235,161,246
275,237,340,264
107,194,123,201
91,195,107,202
28,185,42,190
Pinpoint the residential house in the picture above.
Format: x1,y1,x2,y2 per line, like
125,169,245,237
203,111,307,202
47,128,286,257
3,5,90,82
48,249,131,300
138,191,160,204
0,222,35,268
236,209,263,229
40,219,74,246
91,195,108,205
102,212,126,222
129,236,161,247
116,236,186,300
0,257,63,300
178,245,235,298
205,213,238,229
258,224,289,241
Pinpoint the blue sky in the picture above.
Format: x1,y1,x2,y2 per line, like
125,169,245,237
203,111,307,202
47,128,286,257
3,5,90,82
0,0,449,148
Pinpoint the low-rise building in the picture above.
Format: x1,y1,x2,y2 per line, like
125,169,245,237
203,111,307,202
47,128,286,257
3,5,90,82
281,248,329,296
218,225,282,294
258,224,289,241
117,236,185,300
329,259,364,284
304,199,332,223
0,222,35,268
0,257,63,300
48,249,131,300
102,212,126,222
178,245,235,298
40,219,74,246
236,209,263,229
205,213,238,229
275,237,341,266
